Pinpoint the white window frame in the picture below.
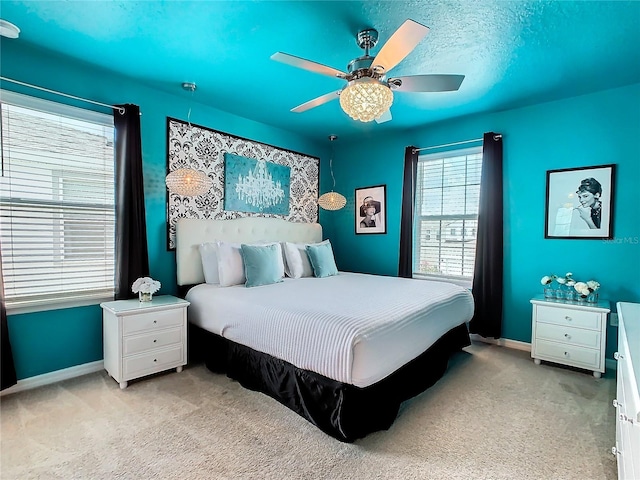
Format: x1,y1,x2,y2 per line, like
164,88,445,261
412,146,483,289
1,90,115,314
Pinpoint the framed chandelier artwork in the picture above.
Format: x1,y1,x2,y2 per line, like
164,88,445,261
166,117,319,250
224,153,290,215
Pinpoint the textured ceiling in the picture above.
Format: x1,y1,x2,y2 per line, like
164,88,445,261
1,1,639,141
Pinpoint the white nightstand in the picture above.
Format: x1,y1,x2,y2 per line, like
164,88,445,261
530,295,610,378
101,295,190,389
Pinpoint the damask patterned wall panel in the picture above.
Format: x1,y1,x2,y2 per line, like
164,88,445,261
166,118,319,249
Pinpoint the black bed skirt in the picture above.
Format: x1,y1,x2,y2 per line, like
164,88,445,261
189,323,470,442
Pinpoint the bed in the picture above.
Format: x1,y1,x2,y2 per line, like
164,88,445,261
176,217,474,442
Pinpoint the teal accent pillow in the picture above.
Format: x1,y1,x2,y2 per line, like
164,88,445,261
305,241,338,278
240,243,284,288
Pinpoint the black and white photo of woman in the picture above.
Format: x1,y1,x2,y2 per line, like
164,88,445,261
546,164,614,239
575,177,602,229
359,196,381,228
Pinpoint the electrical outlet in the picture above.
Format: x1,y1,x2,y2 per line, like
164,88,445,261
610,313,619,327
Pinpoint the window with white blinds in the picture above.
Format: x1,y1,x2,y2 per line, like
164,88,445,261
0,90,115,310
413,146,482,285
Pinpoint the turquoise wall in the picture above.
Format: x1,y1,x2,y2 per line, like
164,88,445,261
324,83,640,358
1,42,327,380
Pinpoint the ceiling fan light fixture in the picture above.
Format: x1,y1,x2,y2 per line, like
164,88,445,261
165,168,212,197
339,78,393,122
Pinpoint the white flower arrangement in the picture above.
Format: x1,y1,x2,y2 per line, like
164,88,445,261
556,272,573,285
574,281,590,296
586,280,600,291
131,277,161,294
574,280,599,297
540,274,557,286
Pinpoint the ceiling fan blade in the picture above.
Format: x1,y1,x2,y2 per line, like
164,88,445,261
390,74,465,92
375,109,392,124
372,19,430,73
291,91,341,113
271,52,346,78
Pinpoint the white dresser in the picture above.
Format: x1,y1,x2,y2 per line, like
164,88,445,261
530,296,610,378
613,302,640,480
101,295,190,389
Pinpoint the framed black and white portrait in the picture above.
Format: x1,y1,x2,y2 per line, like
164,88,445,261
545,164,616,239
355,184,387,235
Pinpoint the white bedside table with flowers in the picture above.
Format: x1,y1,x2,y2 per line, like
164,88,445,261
101,277,189,389
532,272,609,378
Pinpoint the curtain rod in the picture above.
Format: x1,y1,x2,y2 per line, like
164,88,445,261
0,76,126,115
413,134,502,154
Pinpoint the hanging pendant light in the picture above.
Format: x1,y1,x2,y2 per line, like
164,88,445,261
165,168,212,196
165,82,212,197
318,135,346,211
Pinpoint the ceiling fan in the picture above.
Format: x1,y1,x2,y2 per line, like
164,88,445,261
270,19,464,123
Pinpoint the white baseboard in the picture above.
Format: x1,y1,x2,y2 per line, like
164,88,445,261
1,360,104,397
470,334,618,372
469,333,531,352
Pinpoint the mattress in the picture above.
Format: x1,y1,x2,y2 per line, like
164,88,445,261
186,272,474,387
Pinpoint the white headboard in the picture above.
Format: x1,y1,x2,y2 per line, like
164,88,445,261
175,217,323,286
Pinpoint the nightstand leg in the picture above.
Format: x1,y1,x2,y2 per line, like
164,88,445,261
176,366,183,373
119,381,128,389
533,358,541,365
593,371,602,378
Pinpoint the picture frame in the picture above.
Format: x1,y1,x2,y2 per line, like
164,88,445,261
544,164,616,239
223,153,291,215
355,184,387,235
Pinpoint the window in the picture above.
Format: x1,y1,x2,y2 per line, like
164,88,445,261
413,146,482,285
0,90,115,311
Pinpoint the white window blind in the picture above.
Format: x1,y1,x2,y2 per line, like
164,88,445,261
0,90,115,310
413,146,482,284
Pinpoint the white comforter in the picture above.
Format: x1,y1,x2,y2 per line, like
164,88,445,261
186,272,474,387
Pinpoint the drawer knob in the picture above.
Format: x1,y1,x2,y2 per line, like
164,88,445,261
565,316,572,321
611,447,620,456
153,320,157,324
563,352,569,357
564,333,570,339
153,359,157,362
613,352,622,360
153,339,157,343
613,399,623,408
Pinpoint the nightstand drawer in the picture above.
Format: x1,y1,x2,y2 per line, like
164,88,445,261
123,308,183,335
123,327,183,355
535,322,601,349
535,339,600,369
536,305,601,330
123,345,183,378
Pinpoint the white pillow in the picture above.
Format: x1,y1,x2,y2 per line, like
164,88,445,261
216,241,285,287
198,242,220,284
216,241,245,287
282,240,327,278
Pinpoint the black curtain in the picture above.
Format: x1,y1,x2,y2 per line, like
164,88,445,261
398,146,419,278
469,132,504,338
114,104,149,300
1,246,18,391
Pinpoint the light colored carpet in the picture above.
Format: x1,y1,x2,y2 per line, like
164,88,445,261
0,342,617,480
